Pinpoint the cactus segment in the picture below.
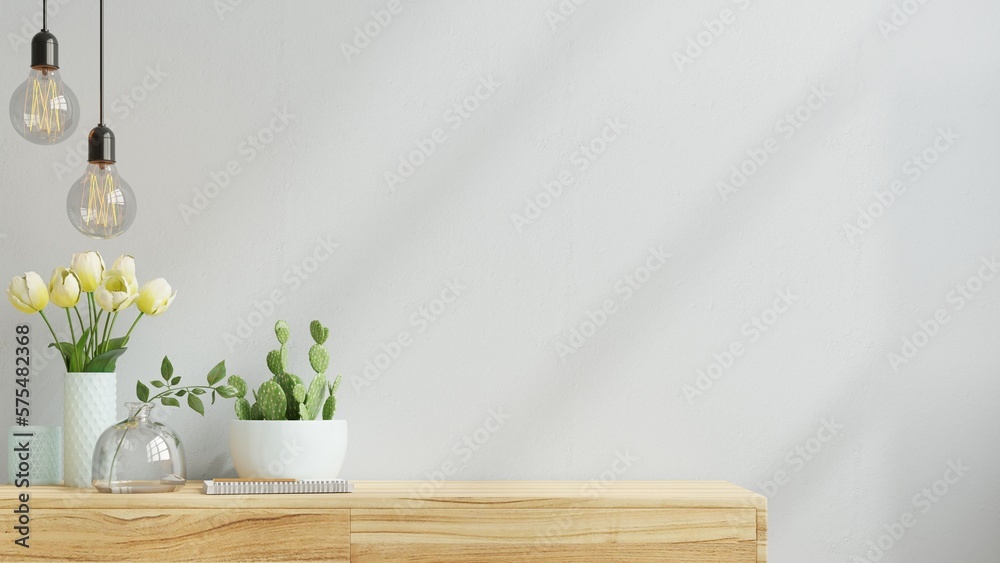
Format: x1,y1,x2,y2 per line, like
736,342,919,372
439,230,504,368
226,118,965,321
322,395,336,420
257,380,287,420
234,397,251,420
228,375,248,399
304,373,327,421
292,383,306,403
275,320,290,345
310,320,329,344
308,344,329,374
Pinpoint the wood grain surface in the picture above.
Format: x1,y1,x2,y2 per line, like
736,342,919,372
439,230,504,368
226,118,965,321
0,481,766,562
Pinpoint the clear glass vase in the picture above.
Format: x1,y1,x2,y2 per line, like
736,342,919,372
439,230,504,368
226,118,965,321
91,402,186,493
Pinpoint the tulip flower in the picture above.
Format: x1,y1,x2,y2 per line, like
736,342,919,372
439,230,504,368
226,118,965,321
111,255,137,295
95,271,137,313
7,272,49,314
48,268,82,309
70,251,105,292
7,252,177,373
136,278,176,316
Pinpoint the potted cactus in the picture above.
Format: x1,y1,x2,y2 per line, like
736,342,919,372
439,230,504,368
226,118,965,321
227,320,347,480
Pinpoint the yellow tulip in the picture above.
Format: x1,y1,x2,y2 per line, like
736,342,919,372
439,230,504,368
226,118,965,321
70,251,105,292
95,270,137,313
7,272,49,314
136,278,176,316
48,268,82,308
111,255,137,295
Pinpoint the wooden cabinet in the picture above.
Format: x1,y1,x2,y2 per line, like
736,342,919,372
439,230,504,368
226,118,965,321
1,481,766,562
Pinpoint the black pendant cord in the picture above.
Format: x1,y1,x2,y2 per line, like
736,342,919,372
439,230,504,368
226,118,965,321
31,0,58,69
99,0,104,126
88,0,115,164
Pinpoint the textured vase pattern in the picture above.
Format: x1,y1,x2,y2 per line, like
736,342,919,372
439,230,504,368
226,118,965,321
7,426,62,485
64,372,117,488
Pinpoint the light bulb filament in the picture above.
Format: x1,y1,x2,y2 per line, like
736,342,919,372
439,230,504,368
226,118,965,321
81,168,123,238
24,70,64,136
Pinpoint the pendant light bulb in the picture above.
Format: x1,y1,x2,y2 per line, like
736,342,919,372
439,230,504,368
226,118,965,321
9,10,79,144
66,162,136,240
68,0,136,239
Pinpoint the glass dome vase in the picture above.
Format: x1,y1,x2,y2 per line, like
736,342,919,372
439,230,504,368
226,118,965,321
91,402,186,493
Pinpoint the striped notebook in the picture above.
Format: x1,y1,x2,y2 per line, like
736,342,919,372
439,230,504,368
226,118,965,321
203,479,353,495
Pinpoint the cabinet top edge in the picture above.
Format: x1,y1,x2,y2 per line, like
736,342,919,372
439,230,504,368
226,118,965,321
1,481,767,510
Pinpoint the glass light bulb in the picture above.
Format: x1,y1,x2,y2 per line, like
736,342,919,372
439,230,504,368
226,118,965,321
9,67,78,145
66,163,137,239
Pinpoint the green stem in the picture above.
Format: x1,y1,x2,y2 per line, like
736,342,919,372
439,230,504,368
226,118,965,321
65,308,79,371
106,425,129,489
74,306,86,340
86,294,95,359
107,312,119,344
101,314,111,354
37,311,67,371
123,312,145,341
90,296,101,360
74,304,91,361
37,311,60,347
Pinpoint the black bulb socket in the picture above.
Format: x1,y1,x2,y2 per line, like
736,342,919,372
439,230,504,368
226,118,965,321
30,31,59,70
88,125,116,164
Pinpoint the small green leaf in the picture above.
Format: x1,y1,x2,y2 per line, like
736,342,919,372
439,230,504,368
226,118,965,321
206,361,226,385
48,342,75,371
161,397,180,407
84,348,128,373
105,337,128,351
192,388,206,395
170,376,181,386
175,389,187,396
136,381,149,403
211,390,217,405
187,394,205,416
161,356,174,380
76,328,90,349
73,339,89,371
150,380,165,388
216,385,238,399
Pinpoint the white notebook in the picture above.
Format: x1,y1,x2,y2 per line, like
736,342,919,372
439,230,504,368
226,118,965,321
203,479,353,495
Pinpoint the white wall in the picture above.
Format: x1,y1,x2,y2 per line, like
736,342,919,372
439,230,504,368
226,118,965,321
2,1,999,560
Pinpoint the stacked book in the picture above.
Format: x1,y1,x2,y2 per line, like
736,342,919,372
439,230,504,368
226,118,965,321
203,478,353,495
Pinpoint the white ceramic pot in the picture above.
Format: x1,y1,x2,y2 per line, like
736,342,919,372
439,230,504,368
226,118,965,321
64,372,117,488
229,420,347,480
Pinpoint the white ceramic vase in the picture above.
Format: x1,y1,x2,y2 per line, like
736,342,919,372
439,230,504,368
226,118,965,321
63,372,117,488
229,420,348,480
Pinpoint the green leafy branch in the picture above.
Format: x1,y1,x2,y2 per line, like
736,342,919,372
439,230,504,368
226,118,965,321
134,357,240,416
